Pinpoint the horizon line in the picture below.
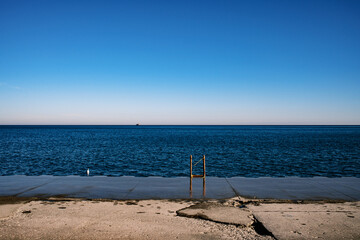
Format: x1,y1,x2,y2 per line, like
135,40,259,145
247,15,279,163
0,124,359,126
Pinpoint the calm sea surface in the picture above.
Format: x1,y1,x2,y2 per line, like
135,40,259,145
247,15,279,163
0,125,359,177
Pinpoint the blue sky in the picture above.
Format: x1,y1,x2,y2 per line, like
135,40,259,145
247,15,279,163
0,0,359,124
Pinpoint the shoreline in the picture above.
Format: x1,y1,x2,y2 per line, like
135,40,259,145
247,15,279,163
1,195,359,239
1,175,359,201
1,176,360,239
2,174,360,177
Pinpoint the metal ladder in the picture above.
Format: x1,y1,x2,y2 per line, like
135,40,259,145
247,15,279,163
190,155,206,197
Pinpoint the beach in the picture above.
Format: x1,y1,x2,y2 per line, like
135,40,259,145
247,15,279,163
1,196,359,240
1,176,360,239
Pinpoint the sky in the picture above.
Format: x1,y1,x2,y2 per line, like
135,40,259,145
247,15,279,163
0,0,360,125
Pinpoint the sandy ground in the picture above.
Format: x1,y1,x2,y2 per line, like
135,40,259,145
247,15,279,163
0,197,359,240
0,198,270,240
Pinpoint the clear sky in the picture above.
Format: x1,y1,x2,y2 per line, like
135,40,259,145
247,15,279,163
1,0,360,125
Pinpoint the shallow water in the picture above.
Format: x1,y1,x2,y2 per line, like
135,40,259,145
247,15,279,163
0,125,359,177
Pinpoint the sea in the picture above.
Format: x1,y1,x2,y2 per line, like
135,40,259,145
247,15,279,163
0,125,359,178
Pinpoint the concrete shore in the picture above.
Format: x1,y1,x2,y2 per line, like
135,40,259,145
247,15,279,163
1,176,359,239
1,176,360,200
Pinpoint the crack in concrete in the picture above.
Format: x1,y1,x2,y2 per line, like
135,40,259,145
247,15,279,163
14,178,59,197
225,177,243,201
177,202,276,239
252,215,277,239
123,181,141,199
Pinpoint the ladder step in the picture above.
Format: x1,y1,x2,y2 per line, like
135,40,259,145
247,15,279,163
191,175,205,178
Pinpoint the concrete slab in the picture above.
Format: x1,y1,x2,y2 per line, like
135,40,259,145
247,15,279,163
126,177,235,199
0,176,359,200
308,177,360,200
248,202,360,240
0,175,55,196
204,177,236,199
227,177,360,201
177,202,254,227
125,177,190,199
18,176,140,199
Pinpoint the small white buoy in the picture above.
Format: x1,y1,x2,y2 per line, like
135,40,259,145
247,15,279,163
87,168,90,176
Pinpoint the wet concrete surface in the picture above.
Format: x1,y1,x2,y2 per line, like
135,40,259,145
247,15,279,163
227,177,360,201
0,176,359,200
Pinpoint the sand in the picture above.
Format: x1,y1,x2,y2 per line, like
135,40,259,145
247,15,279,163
0,197,359,240
0,198,269,240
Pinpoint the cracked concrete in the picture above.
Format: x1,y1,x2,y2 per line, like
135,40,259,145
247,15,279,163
175,199,360,240
177,202,254,227
248,201,360,240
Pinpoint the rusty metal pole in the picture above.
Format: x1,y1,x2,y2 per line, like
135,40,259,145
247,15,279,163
203,155,206,177
190,155,193,192
203,155,206,196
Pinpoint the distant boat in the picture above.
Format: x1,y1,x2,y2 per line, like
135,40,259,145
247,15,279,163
136,123,140,126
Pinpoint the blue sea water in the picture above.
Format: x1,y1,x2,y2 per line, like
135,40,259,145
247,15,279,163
0,125,359,177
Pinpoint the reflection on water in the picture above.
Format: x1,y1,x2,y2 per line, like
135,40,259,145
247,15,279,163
190,178,206,198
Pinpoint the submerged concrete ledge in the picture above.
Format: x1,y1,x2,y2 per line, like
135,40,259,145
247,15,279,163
0,175,359,201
